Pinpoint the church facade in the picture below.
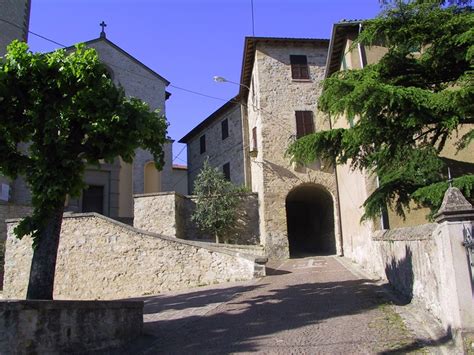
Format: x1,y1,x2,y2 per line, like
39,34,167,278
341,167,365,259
0,1,187,258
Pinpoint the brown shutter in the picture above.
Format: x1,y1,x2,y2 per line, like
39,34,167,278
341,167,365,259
252,127,257,150
303,111,314,135
295,111,304,138
290,55,310,80
200,135,206,154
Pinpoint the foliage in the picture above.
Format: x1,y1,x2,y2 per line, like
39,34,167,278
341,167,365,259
0,41,168,245
191,159,243,243
287,0,474,220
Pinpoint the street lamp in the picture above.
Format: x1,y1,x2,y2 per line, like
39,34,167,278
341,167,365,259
213,76,250,90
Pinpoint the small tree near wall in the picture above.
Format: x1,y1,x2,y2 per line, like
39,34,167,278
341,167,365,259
191,160,241,243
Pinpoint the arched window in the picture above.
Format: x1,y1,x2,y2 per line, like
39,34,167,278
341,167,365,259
144,161,161,193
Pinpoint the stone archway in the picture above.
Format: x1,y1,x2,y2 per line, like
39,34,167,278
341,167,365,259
285,184,336,257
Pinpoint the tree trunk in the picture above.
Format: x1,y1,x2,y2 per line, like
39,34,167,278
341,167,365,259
215,233,220,244
26,202,65,300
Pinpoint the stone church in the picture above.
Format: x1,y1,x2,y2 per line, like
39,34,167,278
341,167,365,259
0,0,187,255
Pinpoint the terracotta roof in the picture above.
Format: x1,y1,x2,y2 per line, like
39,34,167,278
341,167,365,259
172,164,188,170
239,37,330,100
325,21,361,78
178,97,240,143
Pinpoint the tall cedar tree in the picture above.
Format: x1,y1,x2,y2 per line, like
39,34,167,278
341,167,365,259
191,160,241,243
0,42,168,299
287,0,474,220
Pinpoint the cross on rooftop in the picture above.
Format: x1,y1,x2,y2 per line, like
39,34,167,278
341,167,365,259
100,21,107,38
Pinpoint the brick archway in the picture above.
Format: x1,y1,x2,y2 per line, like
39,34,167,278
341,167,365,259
285,184,336,257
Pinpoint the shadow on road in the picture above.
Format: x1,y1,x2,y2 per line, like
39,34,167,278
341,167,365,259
126,278,415,353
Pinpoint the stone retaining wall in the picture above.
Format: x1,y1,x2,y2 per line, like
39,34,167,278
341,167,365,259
3,213,266,300
362,224,444,321
134,192,260,245
356,218,473,336
0,299,142,353
0,204,32,289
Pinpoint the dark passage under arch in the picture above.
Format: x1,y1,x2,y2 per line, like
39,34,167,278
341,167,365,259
286,185,336,257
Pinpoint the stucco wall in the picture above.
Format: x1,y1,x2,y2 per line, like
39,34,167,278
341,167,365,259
171,167,188,195
368,224,444,322
246,41,340,259
187,104,245,193
0,299,142,353
352,219,474,334
133,192,260,245
3,213,265,300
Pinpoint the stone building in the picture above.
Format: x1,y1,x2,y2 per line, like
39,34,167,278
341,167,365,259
182,37,341,259
0,0,31,56
179,98,245,192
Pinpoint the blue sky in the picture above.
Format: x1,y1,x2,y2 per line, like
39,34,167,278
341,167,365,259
28,0,381,165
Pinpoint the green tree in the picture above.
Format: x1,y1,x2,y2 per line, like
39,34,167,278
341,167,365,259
0,41,168,299
191,159,242,243
287,0,474,220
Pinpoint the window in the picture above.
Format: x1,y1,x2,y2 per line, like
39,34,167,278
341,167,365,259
221,119,229,140
290,55,310,80
223,162,230,181
200,135,206,154
295,111,314,138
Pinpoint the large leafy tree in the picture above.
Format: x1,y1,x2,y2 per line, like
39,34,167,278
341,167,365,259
287,0,474,220
0,42,168,299
191,160,242,243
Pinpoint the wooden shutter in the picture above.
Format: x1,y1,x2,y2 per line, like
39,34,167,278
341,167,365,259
303,111,314,135
295,111,314,138
223,163,230,181
252,127,257,150
290,55,310,80
200,135,206,154
221,119,229,140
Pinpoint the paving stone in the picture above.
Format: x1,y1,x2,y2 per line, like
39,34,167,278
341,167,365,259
125,256,448,354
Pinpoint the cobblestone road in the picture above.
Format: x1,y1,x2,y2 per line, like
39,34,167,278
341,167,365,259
126,256,446,354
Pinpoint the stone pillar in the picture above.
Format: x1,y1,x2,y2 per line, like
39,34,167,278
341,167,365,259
433,187,474,340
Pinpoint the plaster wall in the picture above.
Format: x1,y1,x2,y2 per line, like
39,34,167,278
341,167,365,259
186,104,245,193
247,42,340,259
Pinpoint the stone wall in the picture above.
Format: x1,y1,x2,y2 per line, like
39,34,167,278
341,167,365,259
186,104,245,193
0,299,142,353
133,192,260,245
0,204,32,289
3,213,265,300
361,224,444,321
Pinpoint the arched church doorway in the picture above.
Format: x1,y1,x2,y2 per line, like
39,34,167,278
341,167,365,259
285,184,336,257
